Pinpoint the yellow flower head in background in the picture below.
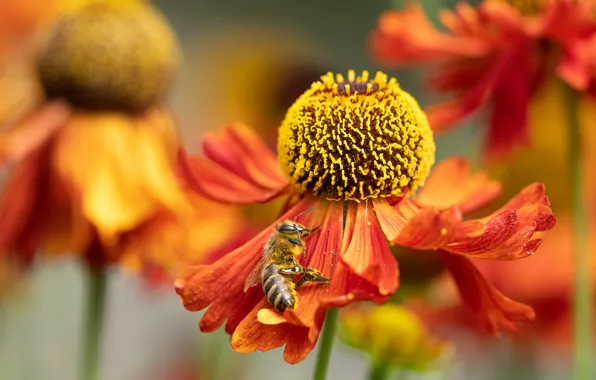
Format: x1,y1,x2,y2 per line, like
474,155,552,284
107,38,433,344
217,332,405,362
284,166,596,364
0,0,238,276
340,304,450,372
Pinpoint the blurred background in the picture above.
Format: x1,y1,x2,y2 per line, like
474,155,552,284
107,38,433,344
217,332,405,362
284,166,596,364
0,0,579,379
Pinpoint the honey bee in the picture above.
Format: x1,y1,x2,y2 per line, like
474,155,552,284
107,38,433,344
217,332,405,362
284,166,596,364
244,218,330,313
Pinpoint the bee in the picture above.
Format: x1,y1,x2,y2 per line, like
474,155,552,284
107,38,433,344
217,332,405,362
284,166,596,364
244,218,330,313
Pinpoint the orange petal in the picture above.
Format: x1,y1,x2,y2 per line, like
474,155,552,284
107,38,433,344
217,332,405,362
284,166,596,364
416,158,501,213
175,198,316,334
375,198,484,251
178,150,286,204
178,124,289,204
250,200,336,329
231,298,325,364
53,109,190,243
204,124,287,190
341,201,398,296
0,146,48,264
445,183,556,259
441,252,535,333
0,101,70,165
371,5,488,65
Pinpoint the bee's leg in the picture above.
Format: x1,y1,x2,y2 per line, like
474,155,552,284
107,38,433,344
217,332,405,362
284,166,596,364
294,267,330,289
278,264,302,276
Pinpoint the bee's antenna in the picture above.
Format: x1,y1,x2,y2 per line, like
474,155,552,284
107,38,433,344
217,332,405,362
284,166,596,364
293,207,314,223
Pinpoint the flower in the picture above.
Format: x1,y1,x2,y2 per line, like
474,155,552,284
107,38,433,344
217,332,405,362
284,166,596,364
340,304,450,372
370,0,596,160
175,70,555,363
0,1,233,277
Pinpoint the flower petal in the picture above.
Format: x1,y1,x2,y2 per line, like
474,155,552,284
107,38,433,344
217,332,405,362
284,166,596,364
441,252,535,333
175,198,316,334
416,158,501,213
0,146,47,264
178,150,286,204
371,4,488,65
341,201,399,296
375,198,483,251
178,124,289,204
53,110,190,243
231,298,325,364
203,124,287,190
0,101,70,165
444,183,556,259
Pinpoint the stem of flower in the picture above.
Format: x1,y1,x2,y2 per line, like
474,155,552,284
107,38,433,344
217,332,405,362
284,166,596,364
564,83,593,380
313,308,339,380
368,360,390,380
81,267,107,380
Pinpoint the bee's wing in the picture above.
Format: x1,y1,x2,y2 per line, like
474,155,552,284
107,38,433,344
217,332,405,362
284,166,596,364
243,249,271,293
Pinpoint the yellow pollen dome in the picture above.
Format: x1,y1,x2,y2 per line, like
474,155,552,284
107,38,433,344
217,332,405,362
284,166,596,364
36,0,178,113
278,70,435,201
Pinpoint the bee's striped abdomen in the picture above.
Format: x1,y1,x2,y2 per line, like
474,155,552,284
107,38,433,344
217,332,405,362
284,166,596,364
262,264,296,312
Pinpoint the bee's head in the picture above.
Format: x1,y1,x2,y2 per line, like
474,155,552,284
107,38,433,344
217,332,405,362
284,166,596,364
277,221,312,245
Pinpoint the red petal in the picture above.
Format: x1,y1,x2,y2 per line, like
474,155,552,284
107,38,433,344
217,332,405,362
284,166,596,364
202,124,287,190
340,201,398,296
441,252,535,333
281,201,342,328
442,183,555,259
416,158,501,213
177,124,289,204
175,198,316,333
231,299,325,364
0,101,70,165
375,198,484,251
178,150,286,204
371,5,489,65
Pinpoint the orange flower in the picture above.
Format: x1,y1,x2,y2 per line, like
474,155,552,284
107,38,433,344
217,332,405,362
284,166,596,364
371,0,596,160
175,71,555,363
0,1,233,276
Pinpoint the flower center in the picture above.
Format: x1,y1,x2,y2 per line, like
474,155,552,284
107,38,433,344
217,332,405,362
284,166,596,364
278,70,435,201
36,1,178,113
490,0,544,15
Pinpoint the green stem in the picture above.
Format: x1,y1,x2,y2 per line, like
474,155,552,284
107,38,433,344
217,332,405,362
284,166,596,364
368,360,391,380
81,267,107,380
313,308,339,380
564,83,593,380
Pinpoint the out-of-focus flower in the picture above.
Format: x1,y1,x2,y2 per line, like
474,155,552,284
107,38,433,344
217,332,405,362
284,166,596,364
0,1,235,278
340,304,450,372
371,0,596,160
175,70,555,363
187,26,327,146
486,76,596,214
0,0,89,124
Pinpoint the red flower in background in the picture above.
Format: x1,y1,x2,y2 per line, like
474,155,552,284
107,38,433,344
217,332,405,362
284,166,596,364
371,0,596,160
175,71,555,363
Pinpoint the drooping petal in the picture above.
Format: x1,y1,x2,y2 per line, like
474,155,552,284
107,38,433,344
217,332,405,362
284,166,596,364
341,200,398,296
0,145,49,264
0,101,70,165
231,298,325,364
416,158,501,213
441,252,535,333
175,198,316,334
444,183,555,259
53,109,190,243
371,4,489,65
178,124,289,204
375,198,484,251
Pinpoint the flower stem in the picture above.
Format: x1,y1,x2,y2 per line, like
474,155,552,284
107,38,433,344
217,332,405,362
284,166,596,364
313,308,339,380
81,267,107,380
564,83,593,380
368,360,390,380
